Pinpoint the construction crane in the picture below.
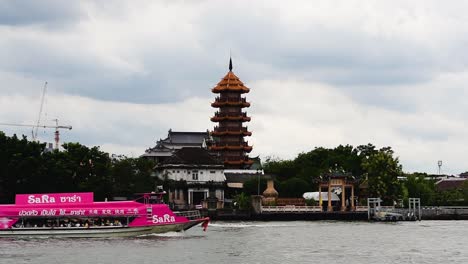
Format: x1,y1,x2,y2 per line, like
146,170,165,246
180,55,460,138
33,82,48,141
0,82,72,150
0,119,72,150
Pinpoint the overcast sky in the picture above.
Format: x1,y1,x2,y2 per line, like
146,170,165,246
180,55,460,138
1,0,467,174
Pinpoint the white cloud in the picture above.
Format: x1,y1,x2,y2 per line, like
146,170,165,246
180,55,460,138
2,72,468,174
1,0,468,174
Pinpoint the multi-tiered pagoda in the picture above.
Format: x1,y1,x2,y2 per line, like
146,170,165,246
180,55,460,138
210,59,253,169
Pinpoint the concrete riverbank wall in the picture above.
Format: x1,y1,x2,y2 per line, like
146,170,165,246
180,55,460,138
206,205,468,221
421,207,468,220
208,209,468,221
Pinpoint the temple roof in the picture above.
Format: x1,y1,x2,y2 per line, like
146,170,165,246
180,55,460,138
145,130,211,155
212,71,250,93
162,130,210,145
162,147,222,166
249,156,263,170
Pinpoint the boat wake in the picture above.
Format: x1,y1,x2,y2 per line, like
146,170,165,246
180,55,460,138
141,231,185,237
209,222,295,228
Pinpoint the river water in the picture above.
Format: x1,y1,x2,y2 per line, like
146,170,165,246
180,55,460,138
0,220,467,264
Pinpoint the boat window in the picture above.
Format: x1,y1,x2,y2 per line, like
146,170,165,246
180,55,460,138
13,217,135,229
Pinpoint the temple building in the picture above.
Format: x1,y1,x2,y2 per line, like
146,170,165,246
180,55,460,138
209,58,253,169
142,129,212,164
154,147,225,209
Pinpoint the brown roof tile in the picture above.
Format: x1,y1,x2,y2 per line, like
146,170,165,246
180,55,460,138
436,178,467,191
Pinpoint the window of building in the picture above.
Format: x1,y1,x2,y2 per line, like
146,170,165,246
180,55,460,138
200,171,203,174
176,189,180,200
192,171,198,180
210,171,216,174
176,170,179,173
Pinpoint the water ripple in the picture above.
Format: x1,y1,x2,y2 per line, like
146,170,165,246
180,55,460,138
0,220,467,264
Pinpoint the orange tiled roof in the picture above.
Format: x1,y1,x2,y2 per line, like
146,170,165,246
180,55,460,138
212,71,250,93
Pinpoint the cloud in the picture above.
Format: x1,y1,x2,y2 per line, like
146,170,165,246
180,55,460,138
3,0,468,105
0,0,84,27
2,72,468,174
1,0,468,174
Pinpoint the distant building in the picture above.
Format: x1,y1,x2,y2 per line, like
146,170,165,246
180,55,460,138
209,58,253,169
142,129,212,163
43,142,54,153
435,177,467,192
154,147,225,209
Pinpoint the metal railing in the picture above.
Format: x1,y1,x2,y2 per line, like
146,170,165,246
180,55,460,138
214,97,247,103
261,205,322,213
213,126,249,132
211,142,250,147
213,112,248,117
174,210,202,220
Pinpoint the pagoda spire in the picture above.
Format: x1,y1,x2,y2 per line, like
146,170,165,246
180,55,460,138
229,57,233,72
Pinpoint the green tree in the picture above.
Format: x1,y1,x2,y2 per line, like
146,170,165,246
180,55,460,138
362,147,403,205
61,143,113,200
463,181,468,204
242,177,268,195
263,157,298,181
404,174,436,205
278,177,311,198
0,132,45,203
233,192,251,210
0,131,159,203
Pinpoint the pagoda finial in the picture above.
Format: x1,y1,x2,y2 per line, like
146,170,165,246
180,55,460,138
229,57,233,71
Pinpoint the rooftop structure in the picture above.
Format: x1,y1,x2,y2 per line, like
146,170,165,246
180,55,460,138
142,129,212,163
162,147,222,167
209,58,253,169
435,177,467,192
155,147,225,209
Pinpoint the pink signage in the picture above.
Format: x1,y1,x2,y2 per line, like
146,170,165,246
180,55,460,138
15,193,94,205
15,207,141,217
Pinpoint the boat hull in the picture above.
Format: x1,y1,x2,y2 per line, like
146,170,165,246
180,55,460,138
0,219,206,238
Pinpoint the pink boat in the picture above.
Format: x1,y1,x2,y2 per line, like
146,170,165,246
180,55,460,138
0,192,209,237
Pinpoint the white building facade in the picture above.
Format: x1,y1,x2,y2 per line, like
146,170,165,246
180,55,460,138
155,148,225,209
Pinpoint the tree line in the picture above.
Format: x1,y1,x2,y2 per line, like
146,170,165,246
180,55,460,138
244,144,468,206
0,132,155,203
1,132,467,206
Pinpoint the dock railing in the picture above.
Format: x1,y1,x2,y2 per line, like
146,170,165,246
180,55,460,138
367,197,421,221
174,210,202,220
261,205,322,213
355,206,368,212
